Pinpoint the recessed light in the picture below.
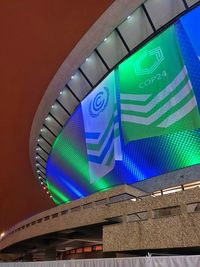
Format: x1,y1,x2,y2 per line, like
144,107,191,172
0,232,5,238
130,198,137,202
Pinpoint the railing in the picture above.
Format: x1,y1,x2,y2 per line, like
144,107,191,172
1,182,200,250
0,185,140,243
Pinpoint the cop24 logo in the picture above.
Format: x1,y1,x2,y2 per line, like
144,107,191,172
89,87,109,118
133,47,165,75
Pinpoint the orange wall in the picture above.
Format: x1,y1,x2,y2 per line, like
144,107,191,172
0,0,112,232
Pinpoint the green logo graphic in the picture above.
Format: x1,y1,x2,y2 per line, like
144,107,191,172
133,47,164,75
119,26,200,143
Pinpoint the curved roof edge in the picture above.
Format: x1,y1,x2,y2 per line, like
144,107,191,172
29,0,144,179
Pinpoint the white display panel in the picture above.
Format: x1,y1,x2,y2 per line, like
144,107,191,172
97,31,128,69
57,88,79,114
44,115,62,136
144,0,185,29
80,52,108,86
50,102,69,126
118,6,153,51
186,0,200,6
67,70,92,100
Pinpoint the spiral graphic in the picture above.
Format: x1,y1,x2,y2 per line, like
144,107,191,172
89,87,109,117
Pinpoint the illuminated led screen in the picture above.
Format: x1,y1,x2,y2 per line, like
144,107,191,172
46,6,200,205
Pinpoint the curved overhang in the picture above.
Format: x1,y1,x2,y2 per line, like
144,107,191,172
30,0,200,198
30,0,145,189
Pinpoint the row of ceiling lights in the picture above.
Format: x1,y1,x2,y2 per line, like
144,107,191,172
34,13,135,200
34,0,194,199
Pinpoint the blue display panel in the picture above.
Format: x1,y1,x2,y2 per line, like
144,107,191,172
46,6,200,205
180,6,200,59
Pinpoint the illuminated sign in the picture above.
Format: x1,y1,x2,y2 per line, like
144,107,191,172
46,6,200,205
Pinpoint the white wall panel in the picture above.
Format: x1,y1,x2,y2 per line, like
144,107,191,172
57,88,79,114
50,102,69,126
97,31,128,69
1,256,200,266
118,7,153,51
39,172,46,180
36,149,48,161
186,0,200,6
36,156,46,167
37,139,51,154
67,70,92,100
40,128,56,144
37,164,46,173
44,116,62,136
144,0,185,29
80,52,108,86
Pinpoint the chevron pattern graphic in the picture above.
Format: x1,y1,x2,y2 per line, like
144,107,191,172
121,67,197,128
81,71,122,183
85,110,120,167
119,26,200,143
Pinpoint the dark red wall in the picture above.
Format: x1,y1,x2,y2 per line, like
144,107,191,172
0,0,113,233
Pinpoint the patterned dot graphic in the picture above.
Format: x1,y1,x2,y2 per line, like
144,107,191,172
46,7,200,204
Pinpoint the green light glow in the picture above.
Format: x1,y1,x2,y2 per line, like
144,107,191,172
163,130,200,167
46,14,200,206
66,140,108,189
119,26,200,142
49,131,111,202
47,181,70,204
52,197,61,205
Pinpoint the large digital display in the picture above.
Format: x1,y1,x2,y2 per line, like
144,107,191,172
46,6,200,205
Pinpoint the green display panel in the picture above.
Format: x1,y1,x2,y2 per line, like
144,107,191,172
119,26,200,143
46,7,200,204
